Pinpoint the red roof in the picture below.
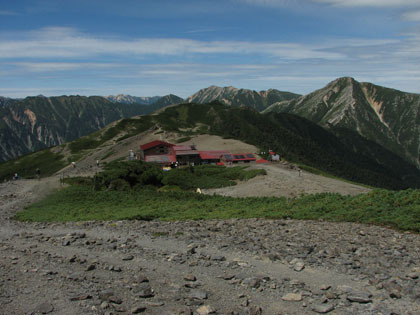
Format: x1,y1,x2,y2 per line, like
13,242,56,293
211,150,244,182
232,153,256,161
199,150,229,160
141,140,174,151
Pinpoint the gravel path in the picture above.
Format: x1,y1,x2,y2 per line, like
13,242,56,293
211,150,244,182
203,163,370,198
1,175,419,315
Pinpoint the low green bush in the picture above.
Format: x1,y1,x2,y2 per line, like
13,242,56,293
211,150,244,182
16,187,420,233
162,165,265,190
93,160,163,190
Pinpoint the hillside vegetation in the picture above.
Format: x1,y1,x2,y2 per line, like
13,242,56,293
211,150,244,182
155,102,420,189
2,102,419,189
16,161,420,233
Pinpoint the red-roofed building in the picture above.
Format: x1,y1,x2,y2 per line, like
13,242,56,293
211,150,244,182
140,140,174,157
232,153,256,163
221,153,256,164
140,140,175,165
199,150,230,164
140,140,257,166
173,146,200,165
140,140,174,152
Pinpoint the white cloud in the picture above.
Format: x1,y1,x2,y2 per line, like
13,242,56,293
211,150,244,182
402,10,420,21
8,62,122,72
312,0,420,7
238,0,420,8
0,27,344,61
2,27,420,97
0,10,17,16
237,0,296,5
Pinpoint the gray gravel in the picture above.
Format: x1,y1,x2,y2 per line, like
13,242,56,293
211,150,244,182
1,178,419,314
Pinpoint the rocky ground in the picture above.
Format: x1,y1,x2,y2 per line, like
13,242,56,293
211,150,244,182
1,173,419,314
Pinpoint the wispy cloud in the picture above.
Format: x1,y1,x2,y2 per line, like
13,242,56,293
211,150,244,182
0,27,345,61
2,25,420,97
238,0,420,8
8,62,123,72
312,0,420,7
236,0,296,6
402,10,420,21
0,10,18,16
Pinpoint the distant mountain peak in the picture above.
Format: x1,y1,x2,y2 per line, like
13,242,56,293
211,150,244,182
187,85,299,111
264,77,420,168
106,94,161,105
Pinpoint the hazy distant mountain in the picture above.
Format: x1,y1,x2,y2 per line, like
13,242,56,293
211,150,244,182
0,97,15,107
264,77,420,167
106,94,161,105
187,86,300,111
150,94,184,107
0,95,167,162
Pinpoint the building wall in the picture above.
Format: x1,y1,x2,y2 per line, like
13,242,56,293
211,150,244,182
143,145,172,156
176,155,201,165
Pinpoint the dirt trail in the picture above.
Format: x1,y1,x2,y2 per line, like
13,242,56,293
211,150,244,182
1,172,419,315
203,163,370,198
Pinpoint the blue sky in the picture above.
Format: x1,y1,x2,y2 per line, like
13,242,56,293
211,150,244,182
1,0,420,98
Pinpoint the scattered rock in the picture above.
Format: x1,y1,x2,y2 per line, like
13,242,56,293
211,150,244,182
136,275,149,283
188,289,208,300
312,304,334,314
109,296,123,304
70,294,92,301
122,255,134,261
34,302,54,314
99,290,115,301
86,263,96,271
389,289,402,299
184,274,197,281
320,284,331,290
131,305,147,313
407,272,419,279
248,305,263,315
196,305,216,315
346,291,372,303
294,261,305,272
282,293,302,301
211,255,225,261
137,287,155,298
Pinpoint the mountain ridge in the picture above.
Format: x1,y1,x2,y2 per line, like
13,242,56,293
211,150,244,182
0,95,179,162
105,94,161,105
3,102,419,190
187,85,300,111
264,77,420,168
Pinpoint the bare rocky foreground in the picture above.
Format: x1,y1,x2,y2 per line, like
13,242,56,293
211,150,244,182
1,174,419,314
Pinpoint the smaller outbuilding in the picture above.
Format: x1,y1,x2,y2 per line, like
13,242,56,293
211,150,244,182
199,150,230,164
231,153,256,164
